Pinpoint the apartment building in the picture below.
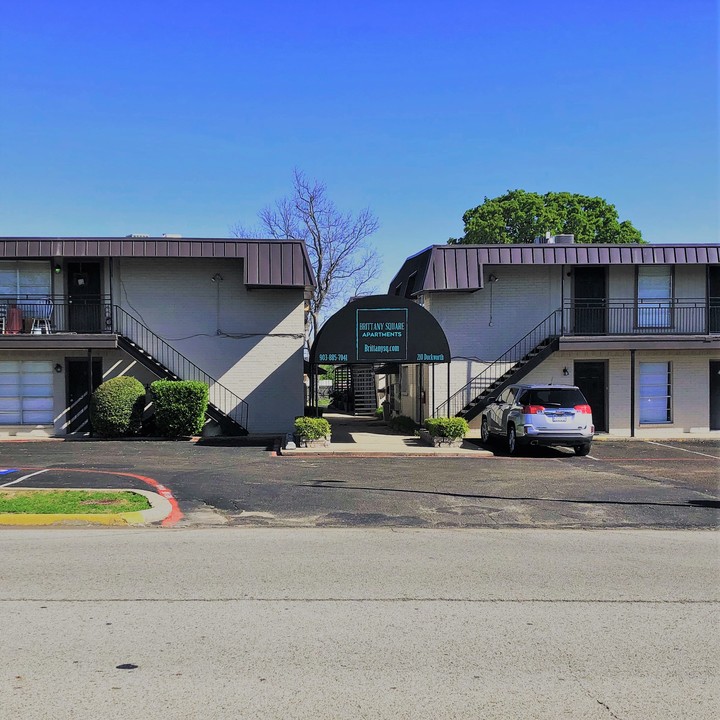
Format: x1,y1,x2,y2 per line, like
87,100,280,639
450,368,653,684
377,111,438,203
0,237,314,437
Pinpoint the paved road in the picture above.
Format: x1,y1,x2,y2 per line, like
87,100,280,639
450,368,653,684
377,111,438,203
1,528,717,720
1,439,718,528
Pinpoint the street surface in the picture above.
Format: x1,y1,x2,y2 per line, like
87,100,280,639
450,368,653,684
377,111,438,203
1,528,718,719
0,438,718,528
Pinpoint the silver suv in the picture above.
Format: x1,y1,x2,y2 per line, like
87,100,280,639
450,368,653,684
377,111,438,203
480,384,594,456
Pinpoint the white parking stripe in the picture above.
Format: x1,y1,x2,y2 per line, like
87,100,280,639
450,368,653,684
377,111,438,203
645,441,720,460
0,469,50,488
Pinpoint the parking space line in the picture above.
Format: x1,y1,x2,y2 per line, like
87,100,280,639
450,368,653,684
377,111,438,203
645,441,720,460
0,469,49,488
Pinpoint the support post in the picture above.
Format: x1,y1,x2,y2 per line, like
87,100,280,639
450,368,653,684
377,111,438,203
431,364,435,418
447,362,451,417
87,348,93,437
630,349,636,438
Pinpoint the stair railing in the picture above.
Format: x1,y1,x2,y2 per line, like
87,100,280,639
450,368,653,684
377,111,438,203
434,309,562,418
112,305,249,432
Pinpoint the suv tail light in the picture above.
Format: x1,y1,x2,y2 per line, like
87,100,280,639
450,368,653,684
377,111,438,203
522,405,545,414
574,404,592,414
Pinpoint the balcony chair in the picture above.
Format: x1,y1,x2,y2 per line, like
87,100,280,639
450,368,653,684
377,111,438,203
30,298,53,334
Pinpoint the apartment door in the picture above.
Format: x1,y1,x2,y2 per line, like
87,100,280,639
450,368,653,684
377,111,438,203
574,360,608,432
67,261,103,332
710,361,720,431
573,267,607,334
65,358,103,433
709,266,720,334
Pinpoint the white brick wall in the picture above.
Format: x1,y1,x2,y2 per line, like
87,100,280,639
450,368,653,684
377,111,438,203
112,257,305,434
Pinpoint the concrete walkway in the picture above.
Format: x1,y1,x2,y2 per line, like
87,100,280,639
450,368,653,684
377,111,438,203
280,412,492,457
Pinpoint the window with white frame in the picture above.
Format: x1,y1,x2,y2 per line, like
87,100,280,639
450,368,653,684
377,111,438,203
0,361,54,425
637,266,672,328
0,261,51,298
639,361,672,423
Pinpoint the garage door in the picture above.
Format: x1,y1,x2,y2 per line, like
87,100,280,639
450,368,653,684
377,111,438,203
0,361,54,424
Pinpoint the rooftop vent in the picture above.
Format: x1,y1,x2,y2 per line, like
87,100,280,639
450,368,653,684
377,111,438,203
533,233,575,245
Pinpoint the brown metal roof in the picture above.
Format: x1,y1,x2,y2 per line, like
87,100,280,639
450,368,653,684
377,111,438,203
389,243,720,294
0,237,316,288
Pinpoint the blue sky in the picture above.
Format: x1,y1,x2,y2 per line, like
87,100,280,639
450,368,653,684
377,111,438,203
1,0,717,292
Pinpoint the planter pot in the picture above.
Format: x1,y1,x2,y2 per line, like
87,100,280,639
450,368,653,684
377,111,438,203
295,434,331,448
419,428,463,448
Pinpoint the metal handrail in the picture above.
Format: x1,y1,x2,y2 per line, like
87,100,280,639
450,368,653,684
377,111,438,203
435,309,562,418
562,298,719,335
111,306,249,432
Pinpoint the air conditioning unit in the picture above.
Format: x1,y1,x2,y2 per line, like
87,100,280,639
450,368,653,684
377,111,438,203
553,234,575,245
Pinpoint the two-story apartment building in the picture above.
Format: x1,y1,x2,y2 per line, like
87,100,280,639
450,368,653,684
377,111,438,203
0,237,315,437
388,239,720,437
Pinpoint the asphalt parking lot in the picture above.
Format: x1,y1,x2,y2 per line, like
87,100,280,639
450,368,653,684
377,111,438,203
0,438,718,529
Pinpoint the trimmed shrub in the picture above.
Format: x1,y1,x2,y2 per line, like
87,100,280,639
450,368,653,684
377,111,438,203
90,376,146,437
151,380,209,437
294,416,331,440
387,415,418,433
423,417,469,440
375,406,384,419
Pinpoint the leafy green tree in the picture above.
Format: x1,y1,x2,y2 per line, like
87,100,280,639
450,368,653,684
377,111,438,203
449,190,643,245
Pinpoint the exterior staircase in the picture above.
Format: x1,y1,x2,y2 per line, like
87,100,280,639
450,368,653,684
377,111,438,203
351,365,377,415
113,307,249,435
435,310,562,423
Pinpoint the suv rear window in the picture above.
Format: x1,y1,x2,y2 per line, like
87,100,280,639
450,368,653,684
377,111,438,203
518,388,587,407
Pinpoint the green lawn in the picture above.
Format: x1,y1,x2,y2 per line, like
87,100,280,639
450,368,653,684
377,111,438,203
0,490,151,514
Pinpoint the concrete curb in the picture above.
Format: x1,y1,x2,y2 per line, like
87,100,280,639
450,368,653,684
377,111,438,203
0,488,172,527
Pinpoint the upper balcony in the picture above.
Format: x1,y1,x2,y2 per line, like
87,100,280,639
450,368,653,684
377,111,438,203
560,297,720,350
0,295,117,349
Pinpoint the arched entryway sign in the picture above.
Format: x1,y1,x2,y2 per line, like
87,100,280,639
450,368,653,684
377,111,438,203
309,295,450,420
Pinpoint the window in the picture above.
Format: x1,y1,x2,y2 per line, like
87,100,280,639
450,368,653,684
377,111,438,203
639,362,672,423
0,361,54,425
0,261,51,298
637,266,672,328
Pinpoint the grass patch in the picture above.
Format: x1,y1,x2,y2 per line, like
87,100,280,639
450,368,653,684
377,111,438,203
0,490,151,515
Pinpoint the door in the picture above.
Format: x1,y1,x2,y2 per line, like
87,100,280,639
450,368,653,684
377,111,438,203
574,360,608,432
710,361,720,431
573,267,607,334
709,266,720,334
67,261,103,332
65,358,103,433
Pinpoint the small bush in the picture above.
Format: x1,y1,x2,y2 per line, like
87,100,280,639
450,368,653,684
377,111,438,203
375,407,384,419
90,376,146,437
387,415,418,433
423,417,469,440
294,416,331,440
151,380,209,437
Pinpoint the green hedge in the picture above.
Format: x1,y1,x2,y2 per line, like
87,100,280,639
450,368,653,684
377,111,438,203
423,417,469,440
294,416,331,440
90,376,146,437
151,380,209,437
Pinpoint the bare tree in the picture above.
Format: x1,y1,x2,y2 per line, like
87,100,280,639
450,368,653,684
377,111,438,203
232,170,381,347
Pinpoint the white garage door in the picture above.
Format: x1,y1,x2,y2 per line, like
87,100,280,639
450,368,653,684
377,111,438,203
0,361,54,425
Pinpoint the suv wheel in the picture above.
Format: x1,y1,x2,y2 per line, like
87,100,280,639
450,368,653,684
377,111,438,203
574,444,591,456
480,418,490,444
507,426,518,455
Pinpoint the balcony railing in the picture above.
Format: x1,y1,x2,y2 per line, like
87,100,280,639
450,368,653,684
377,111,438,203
0,295,112,335
563,298,720,336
